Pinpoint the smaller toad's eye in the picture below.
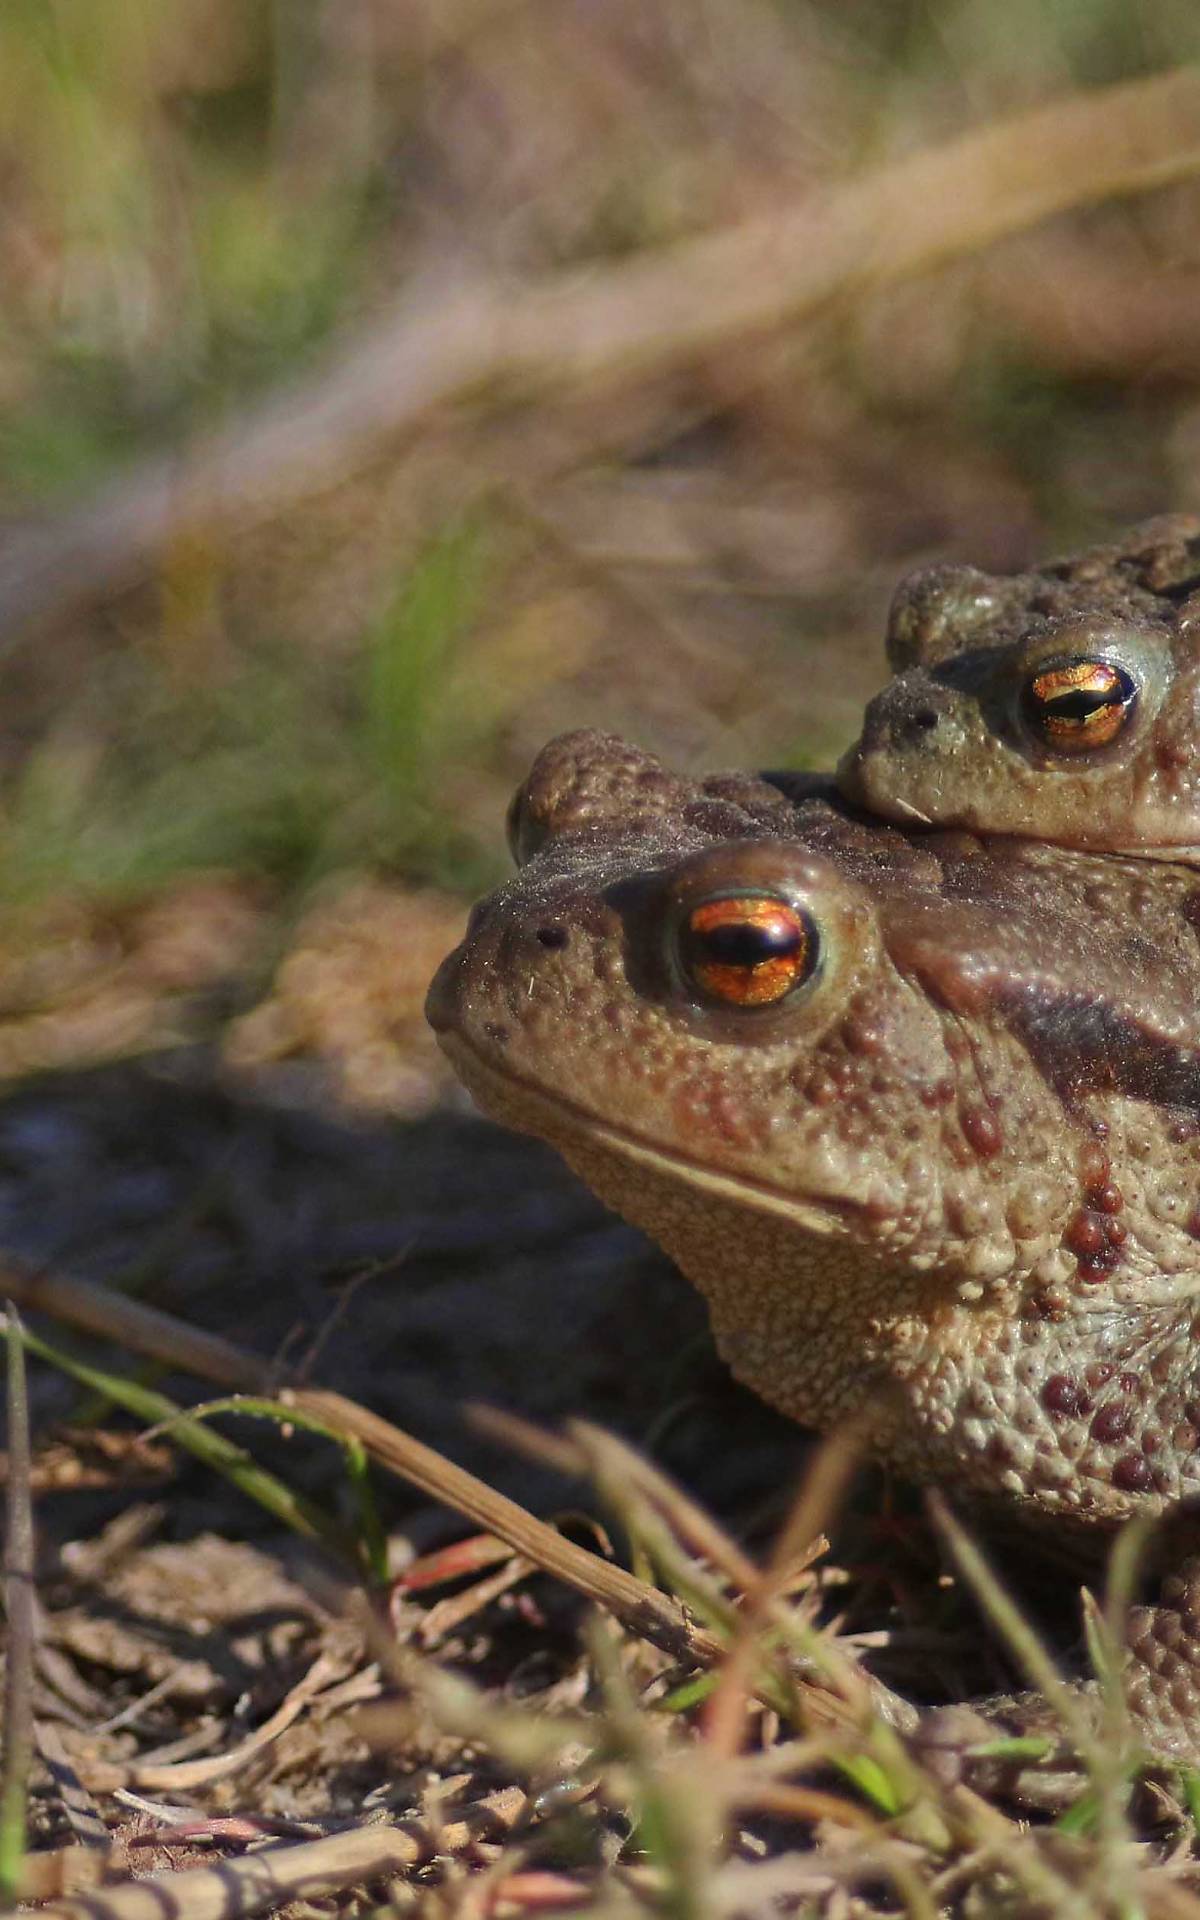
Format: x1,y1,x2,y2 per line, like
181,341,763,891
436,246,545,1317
1019,657,1138,754
678,894,818,1008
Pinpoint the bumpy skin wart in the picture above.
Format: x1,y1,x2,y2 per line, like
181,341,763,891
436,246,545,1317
428,728,1200,1760
838,514,1200,855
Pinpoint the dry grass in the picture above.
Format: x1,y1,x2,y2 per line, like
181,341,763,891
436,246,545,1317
5,1259,1200,1918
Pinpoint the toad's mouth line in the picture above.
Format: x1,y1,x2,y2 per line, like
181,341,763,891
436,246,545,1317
436,1029,859,1237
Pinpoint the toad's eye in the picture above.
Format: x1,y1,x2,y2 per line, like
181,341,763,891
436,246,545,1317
1020,657,1137,753
678,895,818,1008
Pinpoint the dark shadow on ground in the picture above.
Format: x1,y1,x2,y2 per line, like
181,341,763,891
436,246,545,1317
0,1054,806,1537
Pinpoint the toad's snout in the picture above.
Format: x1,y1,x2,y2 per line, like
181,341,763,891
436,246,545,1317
424,891,584,1040
855,674,959,758
837,674,965,817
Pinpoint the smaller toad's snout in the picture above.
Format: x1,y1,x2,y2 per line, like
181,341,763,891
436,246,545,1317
856,674,957,756
837,673,963,814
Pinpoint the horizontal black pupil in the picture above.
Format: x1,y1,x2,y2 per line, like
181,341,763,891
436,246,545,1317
1046,686,1123,720
696,921,802,967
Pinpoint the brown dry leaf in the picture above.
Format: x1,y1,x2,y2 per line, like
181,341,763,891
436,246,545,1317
50,1535,338,1705
1,1427,174,1496
223,880,467,1114
0,879,267,1082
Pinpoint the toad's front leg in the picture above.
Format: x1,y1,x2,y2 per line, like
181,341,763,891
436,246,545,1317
914,1554,1200,1813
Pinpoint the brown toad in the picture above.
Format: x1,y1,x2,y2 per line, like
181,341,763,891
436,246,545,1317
428,728,1200,1758
838,514,1200,855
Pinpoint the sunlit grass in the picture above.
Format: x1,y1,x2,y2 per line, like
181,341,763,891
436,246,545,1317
0,1,384,508
0,516,512,911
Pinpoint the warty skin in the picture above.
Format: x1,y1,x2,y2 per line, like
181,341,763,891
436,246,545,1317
428,728,1200,1755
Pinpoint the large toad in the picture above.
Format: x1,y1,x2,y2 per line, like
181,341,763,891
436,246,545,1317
427,728,1200,1757
838,514,1200,855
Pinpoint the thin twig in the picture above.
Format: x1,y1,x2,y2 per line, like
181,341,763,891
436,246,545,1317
0,1264,726,1679
117,1653,350,1793
288,1385,733,1671
701,1418,876,1763
28,1723,107,1851
4,68,1200,645
0,1303,36,1903
0,1260,889,1738
23,1811,504,1920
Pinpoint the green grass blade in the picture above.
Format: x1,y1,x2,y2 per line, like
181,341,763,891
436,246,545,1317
161,1396,389,1584
15,1327,368,1577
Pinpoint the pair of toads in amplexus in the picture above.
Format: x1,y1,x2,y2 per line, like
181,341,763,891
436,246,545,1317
428,514,1200,1767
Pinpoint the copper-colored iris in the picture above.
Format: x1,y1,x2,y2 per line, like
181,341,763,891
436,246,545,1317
680,894,816,1007
1021,657,1137,753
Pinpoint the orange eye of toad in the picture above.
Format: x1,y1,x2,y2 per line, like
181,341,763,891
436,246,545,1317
679,895,817,1007
1020,657,1137,753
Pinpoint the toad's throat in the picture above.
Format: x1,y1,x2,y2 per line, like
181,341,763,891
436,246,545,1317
436,1030,858,1236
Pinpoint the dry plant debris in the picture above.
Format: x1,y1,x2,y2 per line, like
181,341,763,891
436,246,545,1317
223,881,468,1116
5,1264,1200,1918
0,879,470,1116
0,882,266,1086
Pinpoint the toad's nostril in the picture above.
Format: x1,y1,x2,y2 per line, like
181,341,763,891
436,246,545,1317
910,708,940,734
536,925,569,949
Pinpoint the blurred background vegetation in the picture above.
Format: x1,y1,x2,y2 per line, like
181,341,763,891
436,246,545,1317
3,0,1200,1108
